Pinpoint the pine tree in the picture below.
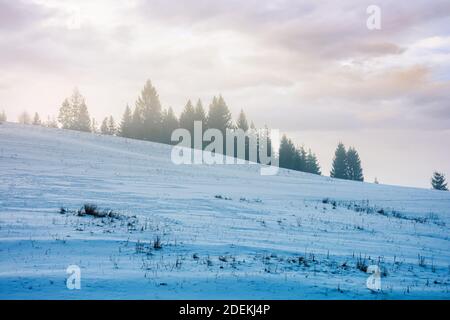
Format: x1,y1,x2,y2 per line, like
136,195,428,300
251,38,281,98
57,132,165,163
179,100,196,148
18,111,31,125
46,116,58,128
279,135,297,170
194,99,207,149
180,100,196,133
0,110,6,123
131,104,144,139
431,172,448,191
58,89,91,132
101,117,109,135
75,102,91,132
330,142,348,179
293,146,307,172
305,149,321,175
58,98,73,129
119,105,133,138
161,107,179,144
32,112,41,125
194,99,206,125
136,80,162,142
207,96,232,134
346,147,364,181
91,118,98,133
207,95,233,154
108,116,116,135
236,109,249,132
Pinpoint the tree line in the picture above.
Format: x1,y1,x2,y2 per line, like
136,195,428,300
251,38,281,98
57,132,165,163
55,81,320,174
7,79,448,188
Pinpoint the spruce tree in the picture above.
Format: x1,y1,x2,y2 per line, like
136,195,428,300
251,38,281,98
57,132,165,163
330,142,348,179
131,104,144,139
119,105,133,138
58,98,73,129
0,110,6,123
194,99,207,125
75,102,91,132
101,117,109,135
236,109,249,132
194,99,207,149
136,80,162,142
91,118,98,133
108,116,116,135
179,100,196,148
161,107,179,144
207,95,233,154
431,172,448,191
18,111,31,125
33,112,41,125
180,100,196,133
58,89,90,132
207,96,232,134
346,147,364,181
305,149,321,175
279,135,297,170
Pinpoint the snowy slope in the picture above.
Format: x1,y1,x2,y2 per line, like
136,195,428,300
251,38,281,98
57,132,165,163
0,122,449,299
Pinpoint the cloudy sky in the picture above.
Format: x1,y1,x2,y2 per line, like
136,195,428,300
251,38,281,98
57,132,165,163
1,0,449,188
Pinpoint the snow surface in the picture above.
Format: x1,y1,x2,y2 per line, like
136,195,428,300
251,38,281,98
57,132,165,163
0,122,449,299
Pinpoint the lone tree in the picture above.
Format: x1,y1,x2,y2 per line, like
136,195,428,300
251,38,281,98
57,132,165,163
431,172,448,191
330,142,348,179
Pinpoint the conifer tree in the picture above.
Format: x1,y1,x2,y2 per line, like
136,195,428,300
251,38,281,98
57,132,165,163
58,89,90,132
431,172,448,191
330,142,348,179
33,112,41,125
136,80,162,142
0,110,6,123
108,116,116,135
236,109,249,132
161,107,179,144
179,100,196,148
119,105,133,138
91,118,98,133
207,96,232,134
18,111,31,125
207,96,233,154
194,99,207,125
75,102,91,132
279,135,297,170
131,104,144,139
101,117,109,135
305,149,321,175
346,147,364,181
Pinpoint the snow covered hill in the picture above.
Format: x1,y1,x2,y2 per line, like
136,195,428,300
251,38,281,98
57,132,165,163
0,122,449,299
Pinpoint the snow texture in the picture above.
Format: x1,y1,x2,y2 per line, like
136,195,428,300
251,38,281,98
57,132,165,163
0,123,449,299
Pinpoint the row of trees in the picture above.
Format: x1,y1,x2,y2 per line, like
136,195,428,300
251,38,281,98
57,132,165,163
56,81,321,174
279,135,321,174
